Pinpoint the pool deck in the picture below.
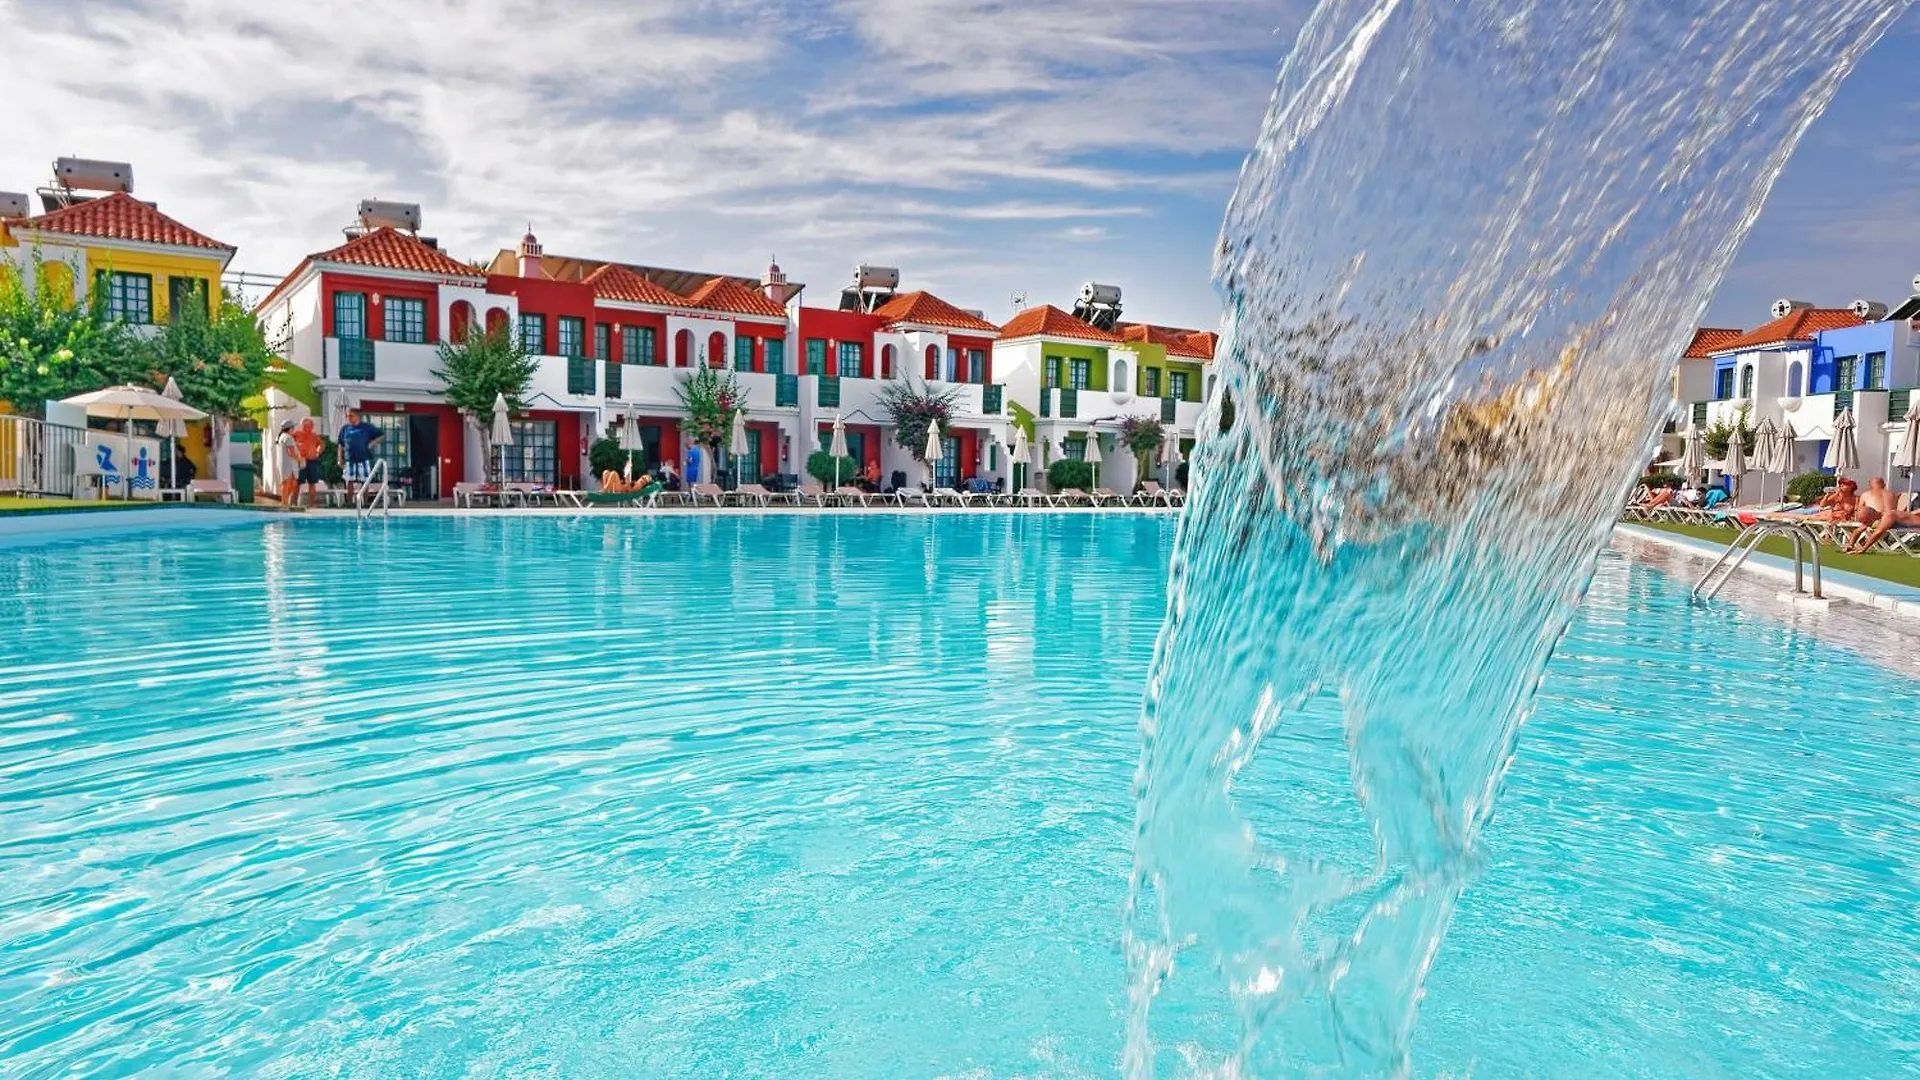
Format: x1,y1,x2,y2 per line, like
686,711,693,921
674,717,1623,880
1614,522,1920,617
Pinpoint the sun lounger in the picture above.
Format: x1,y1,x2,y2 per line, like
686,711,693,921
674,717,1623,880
187,479,234,504
893,487,933,507
585,486,660,508
795,482,830,507
1090,487,1128,506
1055,488,1095,507
1011,487,1055,508
833,486,870,507
725,483,771,507
686,482,726,507
1135,481,1176,507
931,487,976,507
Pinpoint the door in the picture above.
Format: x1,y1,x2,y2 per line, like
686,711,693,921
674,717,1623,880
935,435,961,488
408,414,439,499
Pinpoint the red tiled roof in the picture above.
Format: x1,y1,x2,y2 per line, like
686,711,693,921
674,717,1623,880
996,304,1120,343
1710,309,1864,354
1118,322,1216,360
312,227,484,279
683,275,788,319
24,191,231,251
872,290,1000,334
586,263,688,308
1683,327,1742,359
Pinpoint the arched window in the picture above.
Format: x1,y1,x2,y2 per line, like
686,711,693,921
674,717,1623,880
1113,357,1129,395
449,301,475,344
675,329,693,368
485,307,509,336
1785,360,1803,397
881,344,896,379
925,344,939,380
1739,364,1755,399
708,331,727,368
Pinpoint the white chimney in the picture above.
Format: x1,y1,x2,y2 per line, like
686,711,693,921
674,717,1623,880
763,255,788,303
518,228,543,279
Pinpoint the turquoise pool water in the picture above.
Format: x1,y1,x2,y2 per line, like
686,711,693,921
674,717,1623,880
1,515,1915,1078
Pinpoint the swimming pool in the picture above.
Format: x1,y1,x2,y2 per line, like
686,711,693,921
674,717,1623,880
1,515,1914,1078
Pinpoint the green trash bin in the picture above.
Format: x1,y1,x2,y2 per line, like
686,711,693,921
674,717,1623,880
231,463,256,503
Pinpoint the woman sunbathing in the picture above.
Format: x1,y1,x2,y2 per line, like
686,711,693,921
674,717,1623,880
599,470,654,494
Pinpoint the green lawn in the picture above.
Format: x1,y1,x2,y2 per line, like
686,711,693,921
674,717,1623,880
1631,519,1920,590
0,496,158,515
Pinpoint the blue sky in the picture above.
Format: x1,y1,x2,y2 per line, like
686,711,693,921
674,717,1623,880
0,0,1913,334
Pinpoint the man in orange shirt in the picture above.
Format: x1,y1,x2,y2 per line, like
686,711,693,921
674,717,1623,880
291,418,325,508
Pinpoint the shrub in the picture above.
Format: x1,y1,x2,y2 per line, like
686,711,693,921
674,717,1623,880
806,450,860,486
1047,458,1094,491
1786,470,1834,505
1641,470,1683,490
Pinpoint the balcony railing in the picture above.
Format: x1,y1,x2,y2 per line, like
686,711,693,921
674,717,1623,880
335,337,375,381
818,374,841,409
982,384,1003,415
1160,396,1177,423
1833,390,1854,417
776,374,799,407
567,355,595,396
1039,390,1051,418
1891,387,1912,421
1691,401,1708,427
1059,388,1078,419
604,360,622,399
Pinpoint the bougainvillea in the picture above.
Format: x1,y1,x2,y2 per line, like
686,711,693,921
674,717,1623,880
878,377,963,460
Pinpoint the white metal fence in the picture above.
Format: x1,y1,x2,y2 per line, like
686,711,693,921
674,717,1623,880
0,414,88,497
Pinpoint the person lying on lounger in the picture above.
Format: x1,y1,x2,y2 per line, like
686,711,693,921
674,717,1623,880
1643,487,1676,508
1805,478,1860,522
1843,477,1920,553
599,470,654,494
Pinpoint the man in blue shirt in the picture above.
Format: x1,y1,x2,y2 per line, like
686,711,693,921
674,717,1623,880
336,409,384,503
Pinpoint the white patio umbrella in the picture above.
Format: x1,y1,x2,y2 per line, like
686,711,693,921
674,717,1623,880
1084,430,1103,486
620,406,641,480
728,409,750,484
1679,422,1705,485
60,384,207,498
829,412,849,487
922,423,943,486
156,376,189,489
490,392,514,483
1010,428,1029,489
1770,420,1798,501
1720,422,1746,501
1160,432,1180,485
1750,417,1779,503
1895,401,1920,491
1823,407,1859,474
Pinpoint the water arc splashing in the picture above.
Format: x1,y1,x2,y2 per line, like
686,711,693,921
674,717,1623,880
1126,2,1912,1076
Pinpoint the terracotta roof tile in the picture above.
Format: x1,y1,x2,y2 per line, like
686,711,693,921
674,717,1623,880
1681,328,1742,359
996,304,1120,344
585,263,688,308
683,275,788,319
311,227,483,279
24,191,231,251
1118,322,1216,360
872,290,1000,334
1710,309,1863,354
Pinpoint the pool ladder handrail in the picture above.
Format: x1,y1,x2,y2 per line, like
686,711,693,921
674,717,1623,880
354,458,391,519
1691,520,1823,602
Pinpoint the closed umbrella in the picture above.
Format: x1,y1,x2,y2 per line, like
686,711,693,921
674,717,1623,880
1010,428,1029,490
490,392,514,483
1160,431,1180,486
1679,422,1705,486
1721,423,1746,502
1895,401,1920,492
1823,407,1859,474
729,409,750,485
1751,418,1779,503
922,423,942,486
61,385,207,499
1084,431,1103,487
829,412,849,488
620,406,641,481
1770,420,1798,501
157,377,189,490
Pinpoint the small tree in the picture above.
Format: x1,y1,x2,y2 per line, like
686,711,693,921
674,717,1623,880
0,251,143,416
1047,458,1094,491
1118,415,1165,484
1703,406,1755,460
432,322,539,480
141,285,279,473
674,366,744,476
806,450,859,487
878,377,962,459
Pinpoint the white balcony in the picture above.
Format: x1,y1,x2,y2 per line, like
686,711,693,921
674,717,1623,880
325,337,443,389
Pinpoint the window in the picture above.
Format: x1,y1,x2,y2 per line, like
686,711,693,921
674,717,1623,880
1714,366,1735,400
167,276,207,323
1786,360,1803,396
806,339,827,375
736,427,762,483
735,336,755,372
1833,355,1856,393
765,338,785,375
360,412,410,480
624,326,657,366
1113,358,1129,394
838,341,864,378
334,291,367,339
1062,438,1085,460
881,344,896,379
557,316,585,358
1142,367,1162,397
1068,358,1091,390
1169,371,1190,401
1045,356,1062,389
605,352,623,398
450,301,475,343
99,271,152,325
595,323,611,362
1866,352,1887,390
942,347,959,382
520,313,546,353
385,297,426,344
968,349,986,384
503,420,558,485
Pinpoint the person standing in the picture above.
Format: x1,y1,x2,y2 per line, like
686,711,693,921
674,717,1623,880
336,409,383,504
291,418,325,508
275,421,301,505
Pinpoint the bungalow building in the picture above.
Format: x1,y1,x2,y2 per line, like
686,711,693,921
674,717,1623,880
1689,300,1866,480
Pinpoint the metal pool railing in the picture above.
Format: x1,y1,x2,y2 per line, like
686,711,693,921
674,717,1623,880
0,415,88,497
1692,520,1824,602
